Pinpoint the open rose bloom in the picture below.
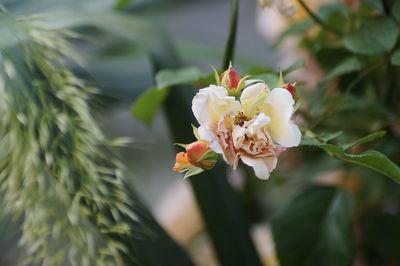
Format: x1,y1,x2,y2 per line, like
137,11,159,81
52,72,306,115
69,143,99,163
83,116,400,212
174,66,301,180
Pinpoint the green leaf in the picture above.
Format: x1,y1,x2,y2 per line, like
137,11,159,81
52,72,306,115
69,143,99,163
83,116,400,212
343,17,399,55
300,132,342,146
340,150,400,184
362,212,400,263
131,87,169,125
251,73,279,89
113,0,131,10
282,59,305,74
300,135,325,146
343,130,386,150
319,144,344,154
393,1,400,24
42,8,180,68
301,132,400,184
317,3,350,33
272,186,353,266
390,48,400,66
155,67,202,88
273,19,313,47
321,57,361,82
318,131,343,143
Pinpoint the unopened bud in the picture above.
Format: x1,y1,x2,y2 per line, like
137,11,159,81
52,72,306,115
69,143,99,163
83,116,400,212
220,66,241,91
282,82,296,100
173,152,191,173
186,140,218,170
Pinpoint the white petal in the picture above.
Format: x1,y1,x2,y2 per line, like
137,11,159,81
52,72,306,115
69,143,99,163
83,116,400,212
246,113,270,136
240,83,268,118
198,126,223,154
264,88,301,147
192,85,240,128
241,156,277,180
240,82,266,102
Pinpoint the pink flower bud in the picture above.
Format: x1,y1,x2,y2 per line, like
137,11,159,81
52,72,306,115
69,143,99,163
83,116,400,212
186,140,217,170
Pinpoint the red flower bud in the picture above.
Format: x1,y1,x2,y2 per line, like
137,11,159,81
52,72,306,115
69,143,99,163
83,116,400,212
220,66,241,91
282,82,296,100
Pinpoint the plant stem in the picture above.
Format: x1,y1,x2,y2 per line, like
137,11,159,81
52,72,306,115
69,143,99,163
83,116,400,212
380,0,391,15
222,0,239,69
296,0,343,36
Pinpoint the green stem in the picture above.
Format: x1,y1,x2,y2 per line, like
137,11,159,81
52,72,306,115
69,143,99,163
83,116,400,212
297,0,343,36
380,0,391,15
222,0,239,69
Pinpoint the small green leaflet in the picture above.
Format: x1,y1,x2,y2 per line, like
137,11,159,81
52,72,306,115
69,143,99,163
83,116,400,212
156,67,202,88
343,17,399,55
301,131,400,184
131,87,168,125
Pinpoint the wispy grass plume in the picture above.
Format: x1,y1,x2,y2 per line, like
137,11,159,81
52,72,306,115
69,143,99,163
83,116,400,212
0,14,139,266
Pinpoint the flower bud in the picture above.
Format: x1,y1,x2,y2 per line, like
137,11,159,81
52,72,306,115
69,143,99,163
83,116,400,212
173,152,191,173
282,82,296,100
220,65,241,92
186,140,218,170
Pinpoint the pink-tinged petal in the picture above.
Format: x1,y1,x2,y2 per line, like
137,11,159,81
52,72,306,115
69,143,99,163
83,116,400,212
264,88,301,147
240,156,277,180
198,126,223,154
192,85,241,128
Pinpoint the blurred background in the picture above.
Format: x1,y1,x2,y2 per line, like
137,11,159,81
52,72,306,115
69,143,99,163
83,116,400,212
1,0,400,265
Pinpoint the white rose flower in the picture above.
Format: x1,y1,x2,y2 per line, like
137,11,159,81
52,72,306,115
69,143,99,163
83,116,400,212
192,85,240,129
190,73,301,180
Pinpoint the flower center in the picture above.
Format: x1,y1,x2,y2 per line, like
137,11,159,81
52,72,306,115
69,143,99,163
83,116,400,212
233,112,248,126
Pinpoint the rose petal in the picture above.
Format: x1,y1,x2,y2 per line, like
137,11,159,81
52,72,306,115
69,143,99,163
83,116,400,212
192,85,240,128
240,82,266,102
246,113,270,137
264,88,301,147
240,156,277,180
240,83,268,118
198,126,223,154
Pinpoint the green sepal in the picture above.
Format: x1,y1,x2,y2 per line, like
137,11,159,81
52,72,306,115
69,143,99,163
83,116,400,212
235,75,251,96
174,143,188,149
183,167,204,179
197,150,219,163
211,66,221,86
192,124,201,140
